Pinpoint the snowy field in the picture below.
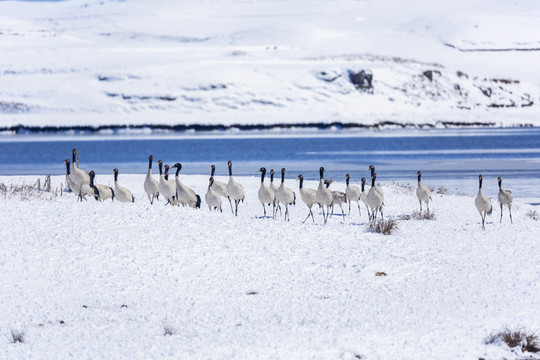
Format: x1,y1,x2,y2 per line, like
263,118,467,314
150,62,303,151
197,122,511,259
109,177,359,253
2,0,540,131
1,173,539,359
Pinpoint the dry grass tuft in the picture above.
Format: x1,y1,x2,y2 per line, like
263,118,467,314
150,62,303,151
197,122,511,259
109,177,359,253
163,325,176,336
367,218,398,235
375,272,387,276
435,186,448,194
412,210,436,220
485,327,540,354
9,329,25,343
526,210,538,221
0,175,62,201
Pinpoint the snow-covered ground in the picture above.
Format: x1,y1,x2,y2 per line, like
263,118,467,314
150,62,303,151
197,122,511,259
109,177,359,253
2,0,540,130
1,173,539,359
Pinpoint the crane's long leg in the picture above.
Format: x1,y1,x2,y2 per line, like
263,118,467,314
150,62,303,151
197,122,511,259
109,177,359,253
500,203,503,223
508,204,513,224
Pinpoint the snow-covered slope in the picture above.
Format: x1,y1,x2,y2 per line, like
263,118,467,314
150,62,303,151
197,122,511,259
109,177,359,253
1,174,539,359
2,0,540,131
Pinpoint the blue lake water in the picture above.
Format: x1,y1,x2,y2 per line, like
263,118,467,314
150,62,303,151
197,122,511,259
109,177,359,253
1,128,539,201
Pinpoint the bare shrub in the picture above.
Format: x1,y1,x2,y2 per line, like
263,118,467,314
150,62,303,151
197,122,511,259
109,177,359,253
0,176,60,201
412,210,436,220
485,327,540,354
527,210,538,221
163,325,175,336
367,218,398,235
436,186,448,194
9,329,24,343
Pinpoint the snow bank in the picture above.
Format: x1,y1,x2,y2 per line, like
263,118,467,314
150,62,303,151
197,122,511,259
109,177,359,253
1,174,538,359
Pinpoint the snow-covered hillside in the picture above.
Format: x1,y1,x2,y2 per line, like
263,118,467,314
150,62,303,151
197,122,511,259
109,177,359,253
2,0,540,131
1,174,539,359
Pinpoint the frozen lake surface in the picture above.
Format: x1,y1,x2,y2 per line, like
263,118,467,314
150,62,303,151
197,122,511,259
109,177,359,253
1,127,539,201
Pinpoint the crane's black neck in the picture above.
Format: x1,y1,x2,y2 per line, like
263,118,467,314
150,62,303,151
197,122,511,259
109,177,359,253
299,176,304,189
319,167,324,180
479,176,483,189
371,176,376,187
158,162,163,175
148,156,153,170
72,149,77,165
228,162,233,176
89,172,95,186
211,166,216,177
370,166,375,177
361,179,365,192
325,180,331,189
346,175,350,186
281,169,285,183
260,168,266,183
175,165,181,177
114,171,118,182
498,178,502,189
417,172,422,183
270,170,274,183
164,169,169,181
65,161,70,175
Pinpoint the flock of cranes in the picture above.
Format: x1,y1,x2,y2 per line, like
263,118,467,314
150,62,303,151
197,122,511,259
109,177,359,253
64,148,514,230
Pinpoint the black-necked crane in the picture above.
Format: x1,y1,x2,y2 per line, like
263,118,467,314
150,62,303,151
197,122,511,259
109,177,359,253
270,169,282,217
205,177,222,212
257,167,275,218
64,159,82,200
367,173,384,224
157,161,177,206
475,174,492,230
113,169,134,203
345,174,361,217
144,155,159,204
170,163,201,209
324,179,347,218
90,171,114,202
226,160,245,216
210,164,229,200
416,171,432,214
275,168,296,221
360,177,371,219
497,176,513,224
316,167,333,224
368,165,384,203
297,174,317,223
70,148,90,188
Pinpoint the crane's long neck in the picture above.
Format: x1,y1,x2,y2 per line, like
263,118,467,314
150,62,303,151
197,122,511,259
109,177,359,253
211,167,216,177
418,173,422,183
498,178,502,190
72,150,77,169
371,176,376,187
260,169,266,183
361,180,365,192
65,161,70,175
319,168,324,180
114,171,118,182
325,181,330,189
370,166,375,177
148,157,153,170
228,163,233,177
299,177,304,189
281,170,285,183
90,174,95,186
175,166,180,177
164,170,169,181
158,162,163,175
346,176,350,186
270,171,274,183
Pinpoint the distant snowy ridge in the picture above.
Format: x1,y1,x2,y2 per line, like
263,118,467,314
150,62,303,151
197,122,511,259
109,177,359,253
2,0,540,131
